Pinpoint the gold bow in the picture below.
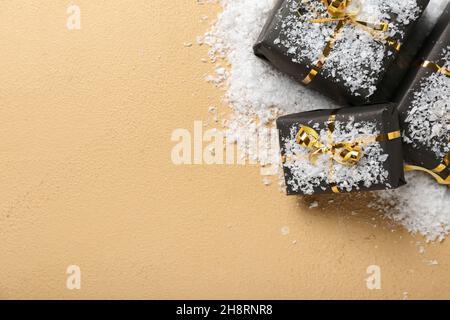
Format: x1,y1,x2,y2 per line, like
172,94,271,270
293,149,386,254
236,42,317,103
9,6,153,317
403,60,450,185
287,110,401,193
300,0,401,85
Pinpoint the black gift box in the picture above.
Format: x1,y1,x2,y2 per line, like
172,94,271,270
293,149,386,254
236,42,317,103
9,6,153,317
277,104,406,195
254,0,429,106
397,3,450,184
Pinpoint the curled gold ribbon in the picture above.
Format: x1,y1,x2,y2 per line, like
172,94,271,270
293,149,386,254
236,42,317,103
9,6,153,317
284,110,401,193
403,61,450,185
296,121,363,166
404,164,450,185
301,0,401,85
404,145,450,185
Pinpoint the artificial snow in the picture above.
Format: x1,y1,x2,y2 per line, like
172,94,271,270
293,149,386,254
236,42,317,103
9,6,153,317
201,0,450,241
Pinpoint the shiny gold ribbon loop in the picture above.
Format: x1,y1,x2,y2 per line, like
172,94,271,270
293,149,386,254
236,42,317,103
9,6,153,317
301,0,400,85
296,125,320,148
405,149,450,185
295,125,395,166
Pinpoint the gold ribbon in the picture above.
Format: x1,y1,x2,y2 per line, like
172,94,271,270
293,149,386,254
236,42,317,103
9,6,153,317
421,60,450,77
403,60,450,185
285,110,401,193
301,0,401,85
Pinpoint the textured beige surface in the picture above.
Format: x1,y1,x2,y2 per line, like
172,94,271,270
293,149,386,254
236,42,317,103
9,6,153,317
0,0,449,299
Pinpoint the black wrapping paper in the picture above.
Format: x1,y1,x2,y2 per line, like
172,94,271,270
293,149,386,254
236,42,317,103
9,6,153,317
277,104,406,195
254,0,429,106
396,3,450,182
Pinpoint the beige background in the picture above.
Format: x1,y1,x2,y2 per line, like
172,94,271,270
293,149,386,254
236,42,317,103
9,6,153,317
0,0,449,299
